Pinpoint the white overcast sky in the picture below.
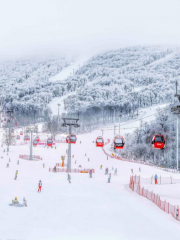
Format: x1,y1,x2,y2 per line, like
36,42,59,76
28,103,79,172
0,0,180,59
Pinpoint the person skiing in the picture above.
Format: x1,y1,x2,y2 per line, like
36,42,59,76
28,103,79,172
14,170,18,180
154,174,158,184
6,163,9,168
114,168,117,175
17,160,19,165
23,197,27,207
131,168,133,174
53,166,57,172
9,158,10,162
100,165,102,169
107,173,111,183
89,169,93,178
139,167,141,172
88,158,90,161
67,173,71,183
38,180,42,192
43,163,45,168
85,153,86,156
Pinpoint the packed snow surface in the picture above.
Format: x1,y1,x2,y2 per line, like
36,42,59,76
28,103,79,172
0,125,180,240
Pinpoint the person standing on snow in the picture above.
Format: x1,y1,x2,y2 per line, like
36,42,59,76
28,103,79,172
100,165,102,169
43,163,45,168
12,197,19,205
89,169,93,178
112,166,114,170
23,197,27,207
114,168,117,175
14,170,18,180
67,173,71,183
154,174,158,184
38,180,42,192
6,163,9,168
107,173,111,183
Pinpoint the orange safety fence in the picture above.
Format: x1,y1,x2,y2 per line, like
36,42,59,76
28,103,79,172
49,168,95,173
129,176,180,221
19,154,42,160
56,163,68,167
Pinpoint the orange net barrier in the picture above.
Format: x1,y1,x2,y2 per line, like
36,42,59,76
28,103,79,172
19,155,42,160
129,176,180,221
49,168,95,173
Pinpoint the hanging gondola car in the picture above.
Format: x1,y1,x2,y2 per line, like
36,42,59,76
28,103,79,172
24,135,28,141
69,134,77,144
66,136,69,143
114,135,125,149
20,131,23,136
47,138,53,147
33,140,38,147
96,136,104,147
35,136,40,142
17,135,20,140
152,135,165,149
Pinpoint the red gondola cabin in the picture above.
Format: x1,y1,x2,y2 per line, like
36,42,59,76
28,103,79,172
114,136,125,149
96,137,104,147
35,136,40,142
24,135,28,141
47,138,53,147
152,135,165,149
70,135,77,144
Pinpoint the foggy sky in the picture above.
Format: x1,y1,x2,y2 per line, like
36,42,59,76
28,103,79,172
0,0,180,59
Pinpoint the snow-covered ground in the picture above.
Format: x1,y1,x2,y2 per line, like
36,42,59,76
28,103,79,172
0,125,180,240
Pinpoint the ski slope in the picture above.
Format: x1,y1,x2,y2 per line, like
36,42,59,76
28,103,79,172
0,126,180,240
49,56,91,83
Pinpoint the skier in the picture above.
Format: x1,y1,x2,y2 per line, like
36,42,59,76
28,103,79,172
23,197,27,207
107,173,111,183
154,174,158,184
4,149,5,152
80,141,81,144
38,180,42,192
14,170,18,180
100,165,102,169
67,173,71,183
53,166,57,172
89,169,93,178
12,197,19,205
114,168,117,175
75,160,77,164
131,168,133,174
85,153,86,156
112,166,114,171
139,167,141,172
107,156,108,160
9,158,10,162
55,146,56,149
17,160,19,165
88,158,90,161
6,163,9,168
43,163,45,168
